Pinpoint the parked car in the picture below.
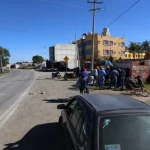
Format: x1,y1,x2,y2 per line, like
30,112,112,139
57,93,150,150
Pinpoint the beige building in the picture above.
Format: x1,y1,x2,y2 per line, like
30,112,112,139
77,28,126,64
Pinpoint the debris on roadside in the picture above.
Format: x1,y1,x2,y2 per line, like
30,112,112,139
41,91,45,94
29,93,34,95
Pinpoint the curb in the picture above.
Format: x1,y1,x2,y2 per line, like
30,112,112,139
0,70,38,128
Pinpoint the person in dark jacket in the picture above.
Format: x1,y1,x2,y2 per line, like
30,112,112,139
120,68,126,89
79,75,89,94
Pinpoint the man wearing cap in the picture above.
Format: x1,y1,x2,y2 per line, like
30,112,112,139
110,67,119,89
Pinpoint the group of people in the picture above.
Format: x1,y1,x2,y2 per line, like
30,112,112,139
77,66,131,94
92,66,128,89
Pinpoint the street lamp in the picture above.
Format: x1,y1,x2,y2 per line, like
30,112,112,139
87,0,103,71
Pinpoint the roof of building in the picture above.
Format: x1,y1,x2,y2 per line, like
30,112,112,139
79,93,150,113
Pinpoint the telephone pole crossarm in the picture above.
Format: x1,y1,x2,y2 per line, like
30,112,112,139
87,0,103,71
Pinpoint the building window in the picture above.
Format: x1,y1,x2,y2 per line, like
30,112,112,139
85,40,92,45
103,50,109,55
114,51,116,54
121,42,125,47
98,40,100,44
85,49,92,55
103,40,109,45
128,54,130,57
114,42,116,45
118,43,120,46
110,50,113,54
125,54,127,57
110,41,113,45
121,51,125,55
118,51,120,54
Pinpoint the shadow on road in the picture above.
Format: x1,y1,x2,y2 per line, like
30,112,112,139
43,98,70,103
36,78,53,80
3,123,65,150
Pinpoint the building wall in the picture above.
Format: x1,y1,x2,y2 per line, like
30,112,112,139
49,46,55,61
49,44,78,69
144,52,150,59
77,33,126,64
125,52,145,59
97,35,125,59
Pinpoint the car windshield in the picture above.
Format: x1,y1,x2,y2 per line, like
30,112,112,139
100,115,150,150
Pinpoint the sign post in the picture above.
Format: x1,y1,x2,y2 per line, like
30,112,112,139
64,56,69,72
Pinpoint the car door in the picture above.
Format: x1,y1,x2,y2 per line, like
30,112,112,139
61,97,78,150
64,97,94,150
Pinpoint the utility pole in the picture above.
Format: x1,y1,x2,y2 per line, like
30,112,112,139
75,23,81,70
87,0,103,71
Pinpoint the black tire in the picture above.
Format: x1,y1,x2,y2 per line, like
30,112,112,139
52,74,55,79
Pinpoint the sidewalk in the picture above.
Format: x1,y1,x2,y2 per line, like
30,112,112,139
0,71,79,150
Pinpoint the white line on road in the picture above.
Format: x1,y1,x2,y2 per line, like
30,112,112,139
0,94,5,96
0,71,38,129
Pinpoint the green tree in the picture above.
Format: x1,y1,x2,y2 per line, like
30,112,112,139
0,46,11,72
32,55,44,64
142,40,150,52
108,55,114,63
129,42,137,59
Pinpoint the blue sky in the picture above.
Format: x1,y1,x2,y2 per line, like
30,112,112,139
0,0,149,63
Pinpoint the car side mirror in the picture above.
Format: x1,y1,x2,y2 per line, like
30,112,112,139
57,104,66,109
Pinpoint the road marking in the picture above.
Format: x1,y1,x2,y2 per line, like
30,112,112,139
0,70,38,129
0,94,5,96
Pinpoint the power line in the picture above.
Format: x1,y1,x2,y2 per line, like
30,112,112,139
107,0,140,27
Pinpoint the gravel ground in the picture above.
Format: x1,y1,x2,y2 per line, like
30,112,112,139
0,70,150,150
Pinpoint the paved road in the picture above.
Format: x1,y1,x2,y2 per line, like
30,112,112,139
0,69,34,117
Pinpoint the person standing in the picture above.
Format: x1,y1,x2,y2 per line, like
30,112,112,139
79,68,89,94
98,66,106,88
92,66,98,86
110,68,119,89
120,68,126,89
105,66,111,83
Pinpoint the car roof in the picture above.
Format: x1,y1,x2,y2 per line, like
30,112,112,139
78,93,150,113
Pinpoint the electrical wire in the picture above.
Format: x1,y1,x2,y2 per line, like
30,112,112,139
107,0,141,27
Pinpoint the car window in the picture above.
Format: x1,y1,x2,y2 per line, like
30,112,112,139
100,115,150,150
70,99,94,145
66,98,78,118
